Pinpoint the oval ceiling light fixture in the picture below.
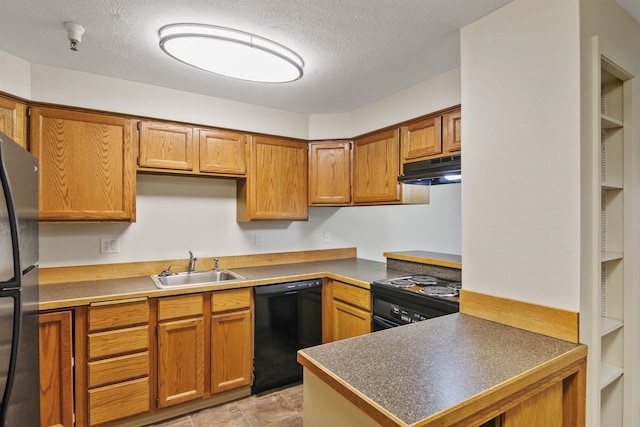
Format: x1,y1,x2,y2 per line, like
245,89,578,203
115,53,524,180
158,23,304,83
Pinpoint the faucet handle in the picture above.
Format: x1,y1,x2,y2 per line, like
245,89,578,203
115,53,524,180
160,266,173,277
189,250,197,260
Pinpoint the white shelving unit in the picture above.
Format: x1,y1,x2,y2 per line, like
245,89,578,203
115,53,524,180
596,57,632,427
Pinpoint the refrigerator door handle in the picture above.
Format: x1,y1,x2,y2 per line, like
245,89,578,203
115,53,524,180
0,135,22,292
0,289,21,424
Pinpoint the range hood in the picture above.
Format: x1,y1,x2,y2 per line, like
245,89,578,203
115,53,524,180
398,155,461,185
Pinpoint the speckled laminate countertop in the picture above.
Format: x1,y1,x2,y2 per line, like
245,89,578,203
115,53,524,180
39,257,407,310
298,313,586,426
384,251,462,269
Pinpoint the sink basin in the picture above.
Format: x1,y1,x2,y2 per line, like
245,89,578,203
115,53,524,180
151,270,245,289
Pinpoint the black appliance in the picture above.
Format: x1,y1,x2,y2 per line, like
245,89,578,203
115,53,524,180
0,132,40,426
370,275,460,331
252,279,322,394
398,155,461,185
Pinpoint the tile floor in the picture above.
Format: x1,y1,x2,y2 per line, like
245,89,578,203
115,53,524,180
147,383,303,427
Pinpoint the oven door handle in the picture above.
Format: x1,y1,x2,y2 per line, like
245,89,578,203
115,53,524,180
372,315,401,329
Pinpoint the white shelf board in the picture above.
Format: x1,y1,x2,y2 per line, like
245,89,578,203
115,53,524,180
601,114,623,129
600,317,623,336
601,251,623,262
601,182,623,190
600,362,624,390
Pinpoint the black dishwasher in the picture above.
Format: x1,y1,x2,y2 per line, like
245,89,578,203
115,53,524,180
252,279,322,394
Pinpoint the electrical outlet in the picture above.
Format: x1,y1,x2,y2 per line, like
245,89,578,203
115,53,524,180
100,237,120,254
324,231,331,243
255,233,264,246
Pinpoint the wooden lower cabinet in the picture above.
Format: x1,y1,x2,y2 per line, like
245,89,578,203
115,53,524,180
332,300,371,341
83,299,151,426
211,309,252,393
65,290,256,425
39,311,74,427
211,288,253,394
157,294,205,408
325,280,371,342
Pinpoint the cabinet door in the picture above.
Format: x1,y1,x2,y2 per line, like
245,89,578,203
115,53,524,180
157,317,205,407
401,116,442,161
138,121,194,171
353,129,400,204
332,300,371,341
211,309,253,393
29,107,136,221
443,108,461,154
308,141,351,205
0,96,27,149
237,136,308,221
199,129,247,175
39,311,74,427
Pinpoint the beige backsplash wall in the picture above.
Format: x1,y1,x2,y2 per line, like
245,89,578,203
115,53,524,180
39,175,461,267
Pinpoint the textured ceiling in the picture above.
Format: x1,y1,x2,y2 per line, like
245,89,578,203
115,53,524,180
1,0,637,114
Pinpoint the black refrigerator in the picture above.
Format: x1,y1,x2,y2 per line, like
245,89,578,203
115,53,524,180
0,132,40,426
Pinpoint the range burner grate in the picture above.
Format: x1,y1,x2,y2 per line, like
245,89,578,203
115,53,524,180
419,286,459,297
410,275,439,285
388,279,415,288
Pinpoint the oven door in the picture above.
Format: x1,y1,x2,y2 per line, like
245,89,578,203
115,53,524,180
371,314,403,331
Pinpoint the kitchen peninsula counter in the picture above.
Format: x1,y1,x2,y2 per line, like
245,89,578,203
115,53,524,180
298,313,586,426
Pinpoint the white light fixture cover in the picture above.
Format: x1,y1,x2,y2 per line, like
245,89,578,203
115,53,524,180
158,23,304,83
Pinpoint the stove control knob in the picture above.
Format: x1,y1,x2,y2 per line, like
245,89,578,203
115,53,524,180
392,307,400,315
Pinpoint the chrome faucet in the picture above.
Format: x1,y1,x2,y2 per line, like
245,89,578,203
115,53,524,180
188,251,198,273
214,257,220,272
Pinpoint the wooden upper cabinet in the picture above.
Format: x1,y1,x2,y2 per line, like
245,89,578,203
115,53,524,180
0,96,27,149
138,121,248,177
352,129,400,204
308,141,351,206
400,107,462,166
199,128,247,175
237,135,308,221
443,108,462,154
29,107,136,221
138,121,194,171
401,115,442,162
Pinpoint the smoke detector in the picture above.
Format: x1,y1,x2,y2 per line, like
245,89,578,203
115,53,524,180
64,22,85,51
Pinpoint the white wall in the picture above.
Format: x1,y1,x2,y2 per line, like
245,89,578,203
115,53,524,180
0,51,31,99
30,64,310,139
460,0,582,311
39,175,460,266
0,55,462,267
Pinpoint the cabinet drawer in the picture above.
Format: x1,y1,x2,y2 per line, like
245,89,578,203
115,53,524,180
333,282,371,311
212,288,252,313
158,293,204,321
88,299,149,332
88,377,150,426
88,351,149,388
88,325,149,360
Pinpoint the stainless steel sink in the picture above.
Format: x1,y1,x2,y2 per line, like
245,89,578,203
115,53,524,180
151,270,245,289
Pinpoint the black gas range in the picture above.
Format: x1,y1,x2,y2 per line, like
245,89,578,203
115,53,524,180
370,275,460,331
